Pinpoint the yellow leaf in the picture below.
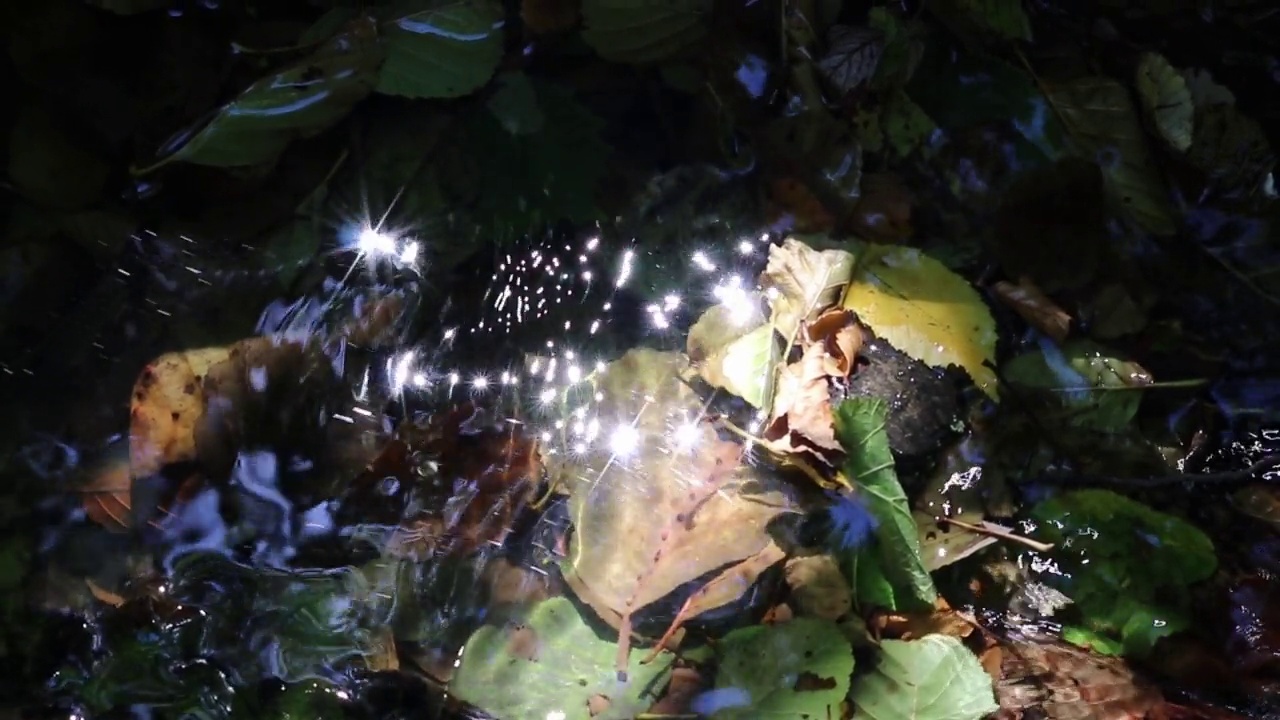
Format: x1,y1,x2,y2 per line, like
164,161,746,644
842,244,998,399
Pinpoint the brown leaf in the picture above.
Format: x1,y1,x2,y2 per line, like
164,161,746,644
644,541,787,662
646,666,706,715
762,238,854,344
764,341,840,455
506,623,540,662
995,630,1168,720
85,579,126,607
846,172,913,242
991,276,1072,343
767,176,835,233
80,449,134,532
366,628,400,671
562,349,799,676
129,346,231,478
876,597,972,641
784,554,852,621
806,308,862,378
587,694,611,716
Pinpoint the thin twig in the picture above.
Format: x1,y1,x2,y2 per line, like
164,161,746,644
940,517,1054,553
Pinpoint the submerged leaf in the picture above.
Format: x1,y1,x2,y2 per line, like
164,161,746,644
934,0,1032,42
834,398,937,610
451,597,674,720
816,25,883,95
140,21,381,170
581,0,711,64
1136,52,1194,153
375,0,504,99
698,324,781,410
561,349,798,670
711,619,854,719
1003,338,1153,433
841,243,998,399
1029,490,1217,657
851,635,999,720
129,347,235,478
486,72,546,136
784,554,852,621
1045,76,1178,236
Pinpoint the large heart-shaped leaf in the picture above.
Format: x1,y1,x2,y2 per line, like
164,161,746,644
851,635,998,720
375,0,504,99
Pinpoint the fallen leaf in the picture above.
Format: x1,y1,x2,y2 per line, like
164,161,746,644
644,541,787,661
806,308,862,377
1046,76,1179,236
851,635,998,720
560,349,799,675
846,171,914,241
916,511,999,572
991,277,1072,343
842,242,999,399
785,554,852,621
876,597,973,641
764,340,840,455
85,579,126,607
1136,52,1194,153
697,324,782,410
817,24,883,95
995,630,1168,720
713,619,854,719
762,237,855,345
129,346,232,478
1003,339,1154,433
767,177,835,233
646,666,705,715
80,447,135,532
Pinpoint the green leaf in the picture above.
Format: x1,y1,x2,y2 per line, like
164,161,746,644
1029,489,1217,658
816,25,883,95
841,242,999,399
451,597,674,720
834,398,937,610
581,0,712,64
1045,76,1178,236
262,219,324,289
846,544,898,611
851,635,999,720
1135,52,1193,153
712,618,854,719
140,26,381,170
1003,339,1153,433
867,8,923,90
882,90,937,158
461,78,611,229
486,72,547,136
697,324,781,409
375,0,504,99
299,7,361,46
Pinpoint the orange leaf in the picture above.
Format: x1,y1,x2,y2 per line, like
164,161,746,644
768,177,835,233
991,276,1072,343
806,309,862,378
764,341,841,455
844,172,913,241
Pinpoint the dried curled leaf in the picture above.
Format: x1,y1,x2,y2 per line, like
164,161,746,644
1136,52,1194,153
763,238,855,344
991,277,1072,343
764,339,841,456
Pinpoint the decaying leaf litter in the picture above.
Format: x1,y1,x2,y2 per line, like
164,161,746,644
3,0,1280,718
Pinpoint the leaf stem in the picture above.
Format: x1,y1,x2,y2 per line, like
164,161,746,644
939,517,1054,553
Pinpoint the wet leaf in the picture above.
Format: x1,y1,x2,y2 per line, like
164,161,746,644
991,277,1072,342
841,242,999,399
867,7,923,90
1003,338,1153,433
996,630,1169,719
460,78,610,229
129,347,234,478
763,339,840,455
784,554,852,621
1186,103,1275,195
80,448,135,533
1085,283,1148,339
762,237,855,344
916,511,998,572
816,25,883,95
834,398,937,610
687,298,763,364
561,349,799,671
881,90,937,159
486,72,546,136
1136,52,1194,153
806,308,861,378
1045,76,1178,236
141,21,381,170
851,635,998,720
647,541,788,659
1029,490,1217,658
375,0,504,99
451,597,675,720
581,0,711,64
710,618,853,719
698,324,781,410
